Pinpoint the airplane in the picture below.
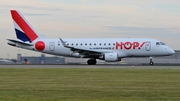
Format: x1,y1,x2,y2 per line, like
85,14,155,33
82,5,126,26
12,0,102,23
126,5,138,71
24,58,30,64
0,59,15,64
7,10,175,65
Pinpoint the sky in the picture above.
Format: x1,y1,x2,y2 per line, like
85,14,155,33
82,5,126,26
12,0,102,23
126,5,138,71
0,0,180,59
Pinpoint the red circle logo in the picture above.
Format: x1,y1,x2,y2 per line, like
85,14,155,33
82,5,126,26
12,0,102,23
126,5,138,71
35,41,45,51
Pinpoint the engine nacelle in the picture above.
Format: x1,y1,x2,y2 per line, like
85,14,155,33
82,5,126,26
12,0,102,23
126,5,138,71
102,53,119,62
71,53,80,58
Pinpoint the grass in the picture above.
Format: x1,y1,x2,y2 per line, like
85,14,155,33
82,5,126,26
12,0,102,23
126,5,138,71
0,68,180,101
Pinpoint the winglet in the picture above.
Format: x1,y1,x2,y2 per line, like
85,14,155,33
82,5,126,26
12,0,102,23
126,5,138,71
59,38,73,48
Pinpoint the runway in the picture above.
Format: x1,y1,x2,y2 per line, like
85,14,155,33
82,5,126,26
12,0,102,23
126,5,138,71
0,64,180,69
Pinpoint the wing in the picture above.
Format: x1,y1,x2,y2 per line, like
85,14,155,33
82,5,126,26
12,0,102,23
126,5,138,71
59,38,103,57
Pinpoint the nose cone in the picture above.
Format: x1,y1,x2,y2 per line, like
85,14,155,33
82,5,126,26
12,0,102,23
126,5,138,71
168,48,175,55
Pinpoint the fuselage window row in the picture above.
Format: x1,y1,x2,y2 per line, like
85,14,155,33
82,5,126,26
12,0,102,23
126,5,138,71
66,43,116,46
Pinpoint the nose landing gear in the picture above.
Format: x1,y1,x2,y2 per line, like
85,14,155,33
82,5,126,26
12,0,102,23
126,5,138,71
87,58,97,65
149,59,154,65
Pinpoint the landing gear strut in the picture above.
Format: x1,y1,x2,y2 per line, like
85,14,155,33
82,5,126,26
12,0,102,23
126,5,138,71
87,58,97,65
149,59,154,65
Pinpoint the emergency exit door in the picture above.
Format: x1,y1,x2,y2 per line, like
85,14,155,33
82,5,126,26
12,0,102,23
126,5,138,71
145,41,151,51
49,42,55,51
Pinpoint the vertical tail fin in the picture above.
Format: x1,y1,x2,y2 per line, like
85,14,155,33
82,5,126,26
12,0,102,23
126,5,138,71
24,58,30,64
10,10,43,42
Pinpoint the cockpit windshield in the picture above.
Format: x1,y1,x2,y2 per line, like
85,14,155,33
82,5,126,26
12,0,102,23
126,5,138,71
160,42,166,45
156,42,166,45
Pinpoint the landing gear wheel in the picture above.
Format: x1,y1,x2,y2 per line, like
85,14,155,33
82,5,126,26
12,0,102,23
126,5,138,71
87,59,97,65
149,62,154,65
149,59,154,65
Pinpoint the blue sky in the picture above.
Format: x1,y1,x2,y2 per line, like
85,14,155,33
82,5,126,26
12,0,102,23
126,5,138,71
0,0,180,58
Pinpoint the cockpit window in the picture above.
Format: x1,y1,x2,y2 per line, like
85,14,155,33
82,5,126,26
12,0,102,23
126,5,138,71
156,42,160,45
160,42,165,45
156,42,166,45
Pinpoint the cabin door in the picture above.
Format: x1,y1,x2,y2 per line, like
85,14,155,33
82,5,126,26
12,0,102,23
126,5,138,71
145,41,151,51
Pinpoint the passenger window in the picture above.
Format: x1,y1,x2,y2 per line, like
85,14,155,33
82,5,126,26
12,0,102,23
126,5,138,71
81,43,83,46
89,43,91,46
76,43,78,46
109,43,111,45
71,43,73,46
99,43,101,46
113,43,115,45
85,43,87,46
67,43,69,45
104,43,106,45
94,43,96,46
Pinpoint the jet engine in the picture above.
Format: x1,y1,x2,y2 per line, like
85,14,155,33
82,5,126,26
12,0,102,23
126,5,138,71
70,52,85,58
100,53,120,62
71,52,80,58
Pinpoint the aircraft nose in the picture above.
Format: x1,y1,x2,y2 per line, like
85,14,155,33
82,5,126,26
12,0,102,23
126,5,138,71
168,48,175,55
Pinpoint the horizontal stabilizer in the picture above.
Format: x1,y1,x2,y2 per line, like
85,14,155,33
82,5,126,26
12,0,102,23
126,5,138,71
7,39,34,46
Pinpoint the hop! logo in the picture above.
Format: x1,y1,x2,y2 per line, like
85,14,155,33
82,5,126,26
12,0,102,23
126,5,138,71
115,42,145,50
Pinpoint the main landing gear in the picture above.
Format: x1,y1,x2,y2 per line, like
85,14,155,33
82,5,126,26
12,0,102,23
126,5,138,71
149,59,154,65
87,58,97,65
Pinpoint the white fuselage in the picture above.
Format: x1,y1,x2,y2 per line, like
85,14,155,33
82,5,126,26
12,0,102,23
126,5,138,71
13,38,175,59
